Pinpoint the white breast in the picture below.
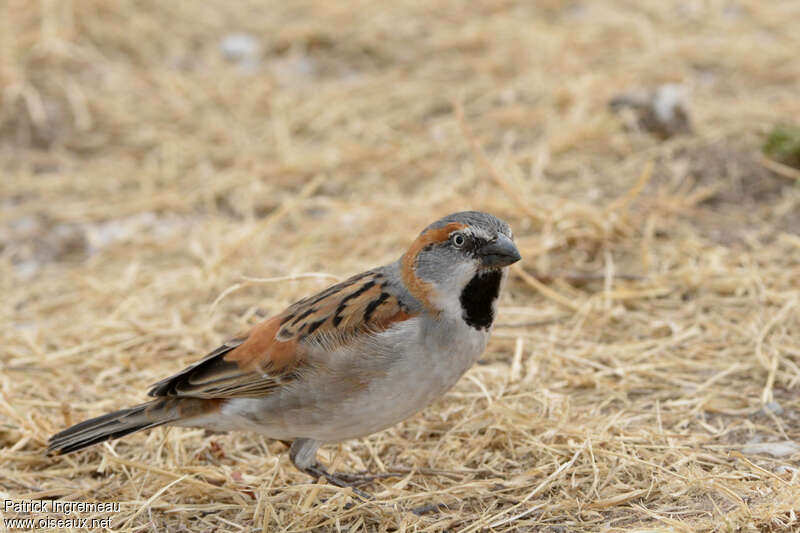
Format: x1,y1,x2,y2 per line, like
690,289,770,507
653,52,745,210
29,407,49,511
342,314,489,437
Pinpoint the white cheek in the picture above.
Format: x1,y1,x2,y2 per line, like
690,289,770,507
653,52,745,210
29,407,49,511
430,260,479,317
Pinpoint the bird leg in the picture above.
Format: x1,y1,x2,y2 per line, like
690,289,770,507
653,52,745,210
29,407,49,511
288,440,450,513
289,438,376,499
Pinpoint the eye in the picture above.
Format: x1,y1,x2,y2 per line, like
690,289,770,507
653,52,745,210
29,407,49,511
451,232,466,248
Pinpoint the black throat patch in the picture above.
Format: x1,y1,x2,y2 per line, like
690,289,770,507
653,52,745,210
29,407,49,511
459,270,502,330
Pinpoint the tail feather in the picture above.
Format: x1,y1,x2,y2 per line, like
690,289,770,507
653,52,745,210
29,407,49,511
47,400,181,455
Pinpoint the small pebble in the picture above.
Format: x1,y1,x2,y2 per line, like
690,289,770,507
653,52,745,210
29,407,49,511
219,33,261,73
762,401,784,416
741,441,800,458
609,84,692,138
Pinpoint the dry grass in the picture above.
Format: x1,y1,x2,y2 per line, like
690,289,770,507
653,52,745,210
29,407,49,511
2,0,800,531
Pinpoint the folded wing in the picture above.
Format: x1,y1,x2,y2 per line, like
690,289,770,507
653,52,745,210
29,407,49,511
148,269,415,399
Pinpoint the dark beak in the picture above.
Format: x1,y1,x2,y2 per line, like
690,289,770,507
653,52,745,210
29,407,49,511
478,234,521,268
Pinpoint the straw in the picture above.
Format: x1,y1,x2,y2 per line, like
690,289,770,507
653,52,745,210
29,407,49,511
1,0,799,530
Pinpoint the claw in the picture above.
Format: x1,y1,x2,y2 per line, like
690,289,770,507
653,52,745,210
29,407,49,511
411,502,447,515
330,470,403,486
303,463,374,500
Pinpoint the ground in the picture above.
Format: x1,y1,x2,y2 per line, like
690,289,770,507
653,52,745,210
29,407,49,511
1,1,799,531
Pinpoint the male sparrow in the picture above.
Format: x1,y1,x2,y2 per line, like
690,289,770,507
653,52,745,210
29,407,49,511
48,211,521,492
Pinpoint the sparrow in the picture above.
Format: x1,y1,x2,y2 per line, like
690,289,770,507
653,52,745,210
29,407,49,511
48,211,521,493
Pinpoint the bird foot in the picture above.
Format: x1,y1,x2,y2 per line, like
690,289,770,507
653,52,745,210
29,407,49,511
302,463,374,500
301,462,445,514
411,502,448,515
328,470,404,486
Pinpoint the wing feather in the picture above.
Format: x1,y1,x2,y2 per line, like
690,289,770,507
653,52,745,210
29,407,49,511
148,270,415,399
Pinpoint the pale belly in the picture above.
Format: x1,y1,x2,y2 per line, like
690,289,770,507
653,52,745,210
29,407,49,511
209,316,489,442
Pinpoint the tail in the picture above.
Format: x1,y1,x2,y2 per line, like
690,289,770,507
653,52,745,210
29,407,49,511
47,399,195,455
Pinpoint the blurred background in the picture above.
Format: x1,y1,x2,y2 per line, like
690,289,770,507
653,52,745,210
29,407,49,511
1,1,799,531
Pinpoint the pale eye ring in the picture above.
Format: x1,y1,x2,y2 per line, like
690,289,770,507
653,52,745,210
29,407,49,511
451,232,466,247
